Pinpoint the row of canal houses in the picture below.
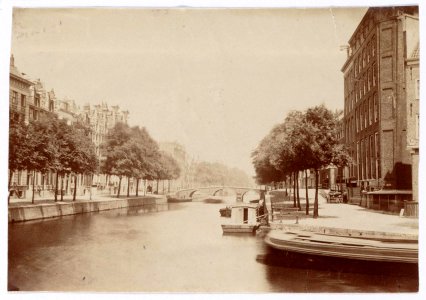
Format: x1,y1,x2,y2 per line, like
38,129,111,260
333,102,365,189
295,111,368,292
9,54,129,200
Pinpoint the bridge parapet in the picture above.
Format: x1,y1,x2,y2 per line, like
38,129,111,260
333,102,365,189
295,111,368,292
172,186,264,202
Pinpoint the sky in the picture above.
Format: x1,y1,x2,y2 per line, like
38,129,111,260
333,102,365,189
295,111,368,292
9,6,368,176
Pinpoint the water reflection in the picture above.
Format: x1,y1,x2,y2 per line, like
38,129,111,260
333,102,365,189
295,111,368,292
8,201,418,292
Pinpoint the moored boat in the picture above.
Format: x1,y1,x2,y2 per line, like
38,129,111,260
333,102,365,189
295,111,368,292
166,195,192,203
221,204,260,234
219,206,231,217
264,230,418,264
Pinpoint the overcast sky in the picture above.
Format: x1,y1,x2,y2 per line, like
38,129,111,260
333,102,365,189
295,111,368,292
11,7,368,175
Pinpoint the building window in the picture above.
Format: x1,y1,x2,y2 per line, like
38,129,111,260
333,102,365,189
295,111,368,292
35,95,40,107
373,94,378,122
355,108,359,132
372,38,376,56
375,132,380,179
357,142,360,179
362,50,366,68
367,42,371,63
366,137,370,179
369,98,373,125
370,135,375,179
29,108,34,121
21,94,26,109
372,65,376,86
12,91,18,104
365,102,368,128
367,68,371,91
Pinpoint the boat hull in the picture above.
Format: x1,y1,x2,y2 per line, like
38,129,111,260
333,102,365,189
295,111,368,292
221,224,259,234
167,198,192,203
265,231,418,264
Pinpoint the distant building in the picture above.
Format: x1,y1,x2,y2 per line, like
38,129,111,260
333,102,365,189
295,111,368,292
28,79,56,122
159,141,192,190
81,103,129,186
57,97,80,125
82,103,129,159
341,6,419,211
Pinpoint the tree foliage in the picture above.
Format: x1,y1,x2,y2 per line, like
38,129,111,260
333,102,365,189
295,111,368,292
252,104,351,218
101,123,181,197
8,114,98,203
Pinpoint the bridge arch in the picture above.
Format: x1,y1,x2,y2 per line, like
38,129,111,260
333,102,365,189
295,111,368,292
241,189,261,202
188,190,199,198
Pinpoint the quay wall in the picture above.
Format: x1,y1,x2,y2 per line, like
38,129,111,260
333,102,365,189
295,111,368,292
8,196,167,223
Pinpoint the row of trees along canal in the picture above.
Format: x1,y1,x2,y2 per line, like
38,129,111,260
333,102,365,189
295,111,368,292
8,114,180,204
251,105,351,218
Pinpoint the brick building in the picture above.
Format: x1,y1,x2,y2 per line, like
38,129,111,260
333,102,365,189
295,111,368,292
341,6,419,212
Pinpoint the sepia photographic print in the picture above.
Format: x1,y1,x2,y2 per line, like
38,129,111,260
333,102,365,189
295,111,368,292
2,0,422,296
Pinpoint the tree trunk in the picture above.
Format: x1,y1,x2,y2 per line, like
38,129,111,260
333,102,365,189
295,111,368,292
285,175,288,197
117,176,122,198
60,175,64,201
144,179,147,196
73,174,78,201
162,180,165,194
293,172,296,208
127,177,130,197
314,169,319,218
305,169,309,215
65,174,69,195
32,170,36,204
54,172,59,202
168,180,170,193
156,180,159,194
296,171,301,210
8,170,13,204
89,174,94,200
136,178,139,197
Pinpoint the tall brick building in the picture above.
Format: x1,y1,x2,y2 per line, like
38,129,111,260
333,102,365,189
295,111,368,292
341,6,419,211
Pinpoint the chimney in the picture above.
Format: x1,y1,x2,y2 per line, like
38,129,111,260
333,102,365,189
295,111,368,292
10,54,14,67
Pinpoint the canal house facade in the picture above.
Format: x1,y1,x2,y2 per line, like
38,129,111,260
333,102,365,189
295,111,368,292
341,6,419,213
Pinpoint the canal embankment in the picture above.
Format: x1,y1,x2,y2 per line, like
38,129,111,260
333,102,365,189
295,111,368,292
263,189,418,240
8,195,167,222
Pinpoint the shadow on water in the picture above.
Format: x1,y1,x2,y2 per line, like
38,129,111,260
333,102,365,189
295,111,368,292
256,247,418,292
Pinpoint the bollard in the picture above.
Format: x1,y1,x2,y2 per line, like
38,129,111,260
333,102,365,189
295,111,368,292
295,215,299,224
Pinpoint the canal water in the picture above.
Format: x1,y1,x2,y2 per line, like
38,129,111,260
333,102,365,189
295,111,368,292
8,201,418,292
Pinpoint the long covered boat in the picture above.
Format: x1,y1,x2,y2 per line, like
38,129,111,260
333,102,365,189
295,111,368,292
264,230,418,264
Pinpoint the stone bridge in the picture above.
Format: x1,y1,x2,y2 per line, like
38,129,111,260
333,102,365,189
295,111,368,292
171,186,264,202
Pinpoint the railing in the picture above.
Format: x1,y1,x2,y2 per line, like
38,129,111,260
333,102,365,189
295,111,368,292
404,201,418,218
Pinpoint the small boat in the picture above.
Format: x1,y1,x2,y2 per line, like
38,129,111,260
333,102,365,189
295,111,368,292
166,195,192,203
221,204,260,234
219,206,231,217
264,230,418,264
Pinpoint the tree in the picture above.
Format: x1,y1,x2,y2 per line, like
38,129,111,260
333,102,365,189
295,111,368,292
303,105,350,218
68,122,98,201
130,126,160,196
252,105,351,218
8,119,29,203
24,115,61,204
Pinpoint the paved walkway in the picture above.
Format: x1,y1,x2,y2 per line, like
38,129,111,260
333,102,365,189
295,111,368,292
268,189,418,238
